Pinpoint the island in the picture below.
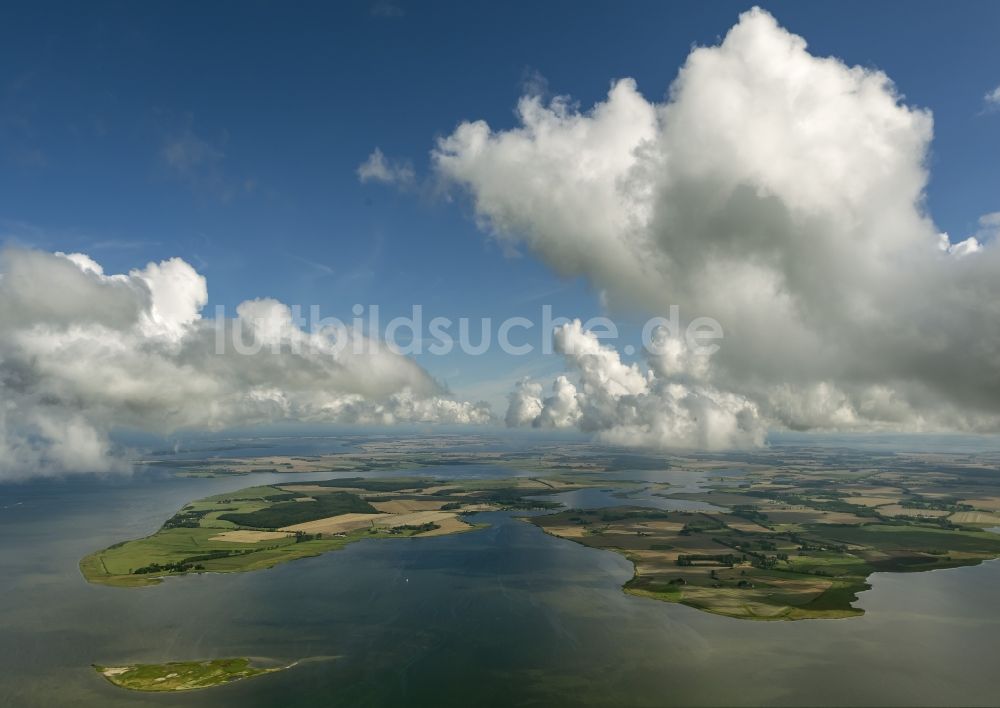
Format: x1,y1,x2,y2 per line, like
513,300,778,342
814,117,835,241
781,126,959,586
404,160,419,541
94,658,292,692
80,474,588,587
531,457,1000,620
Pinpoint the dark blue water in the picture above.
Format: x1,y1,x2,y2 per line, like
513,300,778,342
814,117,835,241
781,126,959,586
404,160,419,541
2,467,999,707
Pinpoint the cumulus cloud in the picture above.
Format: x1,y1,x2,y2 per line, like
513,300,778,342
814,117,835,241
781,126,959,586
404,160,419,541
0,248,491,479
938,232,982,258
357,147,415,186
509,322,764,450
505,379,543,427
434,7,1000,446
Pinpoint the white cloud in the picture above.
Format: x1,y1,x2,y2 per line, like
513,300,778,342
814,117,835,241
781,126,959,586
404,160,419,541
973,211,1000,243
505,379,543,427
434,7,1000,446
0,248,491,479
938,233,982,258
985,85,1000,109
509,322,764,450
357,147,415,186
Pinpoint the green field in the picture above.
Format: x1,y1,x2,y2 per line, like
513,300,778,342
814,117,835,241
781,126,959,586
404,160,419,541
804,523,1000,555
81,527,363,587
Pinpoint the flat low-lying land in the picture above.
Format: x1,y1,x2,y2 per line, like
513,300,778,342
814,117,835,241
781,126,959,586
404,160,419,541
80,475,593,587
94,658,290,691
532,454,1000,620
88,438,1000,621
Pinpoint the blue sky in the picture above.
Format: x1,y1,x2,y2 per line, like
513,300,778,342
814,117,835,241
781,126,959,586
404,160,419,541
2,0,1000,410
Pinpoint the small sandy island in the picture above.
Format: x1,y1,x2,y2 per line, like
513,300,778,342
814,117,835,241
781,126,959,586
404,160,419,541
94,658,294,692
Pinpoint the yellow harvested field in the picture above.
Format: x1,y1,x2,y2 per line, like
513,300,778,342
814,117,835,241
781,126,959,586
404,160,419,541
420,485,460,495
415,516,475,536
964,497,1000,511
818,511,870,525
765,507,868,526
538,523,589,538
370,500,447,514
210,530,294,543
278,508,477,537
372,510,453,528
281,513,388,534
949,511,1000,524
641,520,687,533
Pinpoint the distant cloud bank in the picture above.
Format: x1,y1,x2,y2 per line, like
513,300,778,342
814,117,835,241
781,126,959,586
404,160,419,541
0,248,490,479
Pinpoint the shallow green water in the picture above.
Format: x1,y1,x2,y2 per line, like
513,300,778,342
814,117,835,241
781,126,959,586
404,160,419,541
2,467,999,707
